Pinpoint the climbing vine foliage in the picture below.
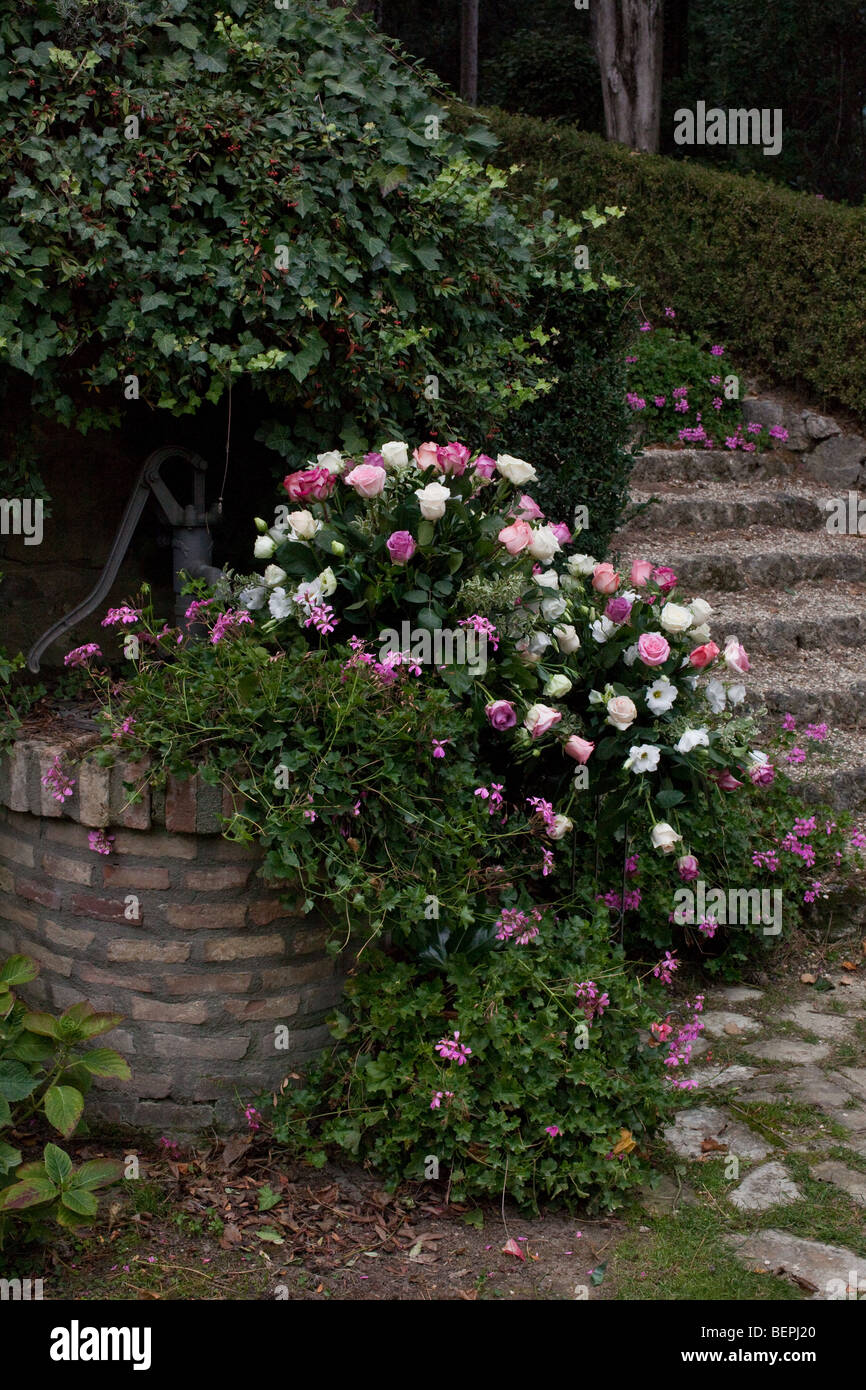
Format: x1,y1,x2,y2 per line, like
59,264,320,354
0,0,609,466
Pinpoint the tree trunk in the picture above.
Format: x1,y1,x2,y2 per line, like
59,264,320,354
460,0,480,105
592,0,664,154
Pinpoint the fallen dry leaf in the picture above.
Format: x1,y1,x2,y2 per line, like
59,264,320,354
701,1137,728,1153
800,972,817,984
841,960,858,971
612,1128,637,1155
502,1237,526,1261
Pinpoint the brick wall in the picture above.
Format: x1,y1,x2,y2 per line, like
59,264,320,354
0,743,345,1134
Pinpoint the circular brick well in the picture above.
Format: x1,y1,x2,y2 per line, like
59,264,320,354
0,731,343,1134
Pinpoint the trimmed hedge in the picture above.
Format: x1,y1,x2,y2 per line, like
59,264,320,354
466,106,866,416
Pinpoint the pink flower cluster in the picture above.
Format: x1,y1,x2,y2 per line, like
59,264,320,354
64,643,102,667
435,1031,472,1065
495,906,542,944
41,756,75,803
574,980,609,1022
87,829,115,856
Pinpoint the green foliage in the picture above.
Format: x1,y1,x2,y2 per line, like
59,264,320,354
509,274,634,556
0,0,614,468
471,107,866,416
0,955,127,1249
272,911,672,1212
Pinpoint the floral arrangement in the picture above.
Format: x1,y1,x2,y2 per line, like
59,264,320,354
59,435,862,1205
69,436,857,967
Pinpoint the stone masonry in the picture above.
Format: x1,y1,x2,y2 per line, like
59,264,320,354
0,735,344,1135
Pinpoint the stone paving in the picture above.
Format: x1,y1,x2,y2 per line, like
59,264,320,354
660,978,866,1298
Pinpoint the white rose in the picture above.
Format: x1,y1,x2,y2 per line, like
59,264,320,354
553,623,580,654
528,630,553,656
380,440,409,469
651,821,683,854
496,453,538,485
528,525,562,565
660,602,693,635
239,585,266,610
705,679,726,713
541,594,568,622
676,728,710,754
623,642,640,667
606,695,638,731
727,682,746,706
546,814,573,841
415,481,451,520
288,509,320,541
625,744,661,774
263,564,287,588
316,450,344,474
568,553,597,577
689,598,713,625
543,674,573,699
591,617,616,644
317,567,337,597
748,750,769,767
268,587,293,619
690,624,711,643
534,570,559,589
254,535,277,560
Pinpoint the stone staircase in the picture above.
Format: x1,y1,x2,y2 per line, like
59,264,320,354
613,443,866,811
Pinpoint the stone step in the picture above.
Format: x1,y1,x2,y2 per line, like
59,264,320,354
739,651,866,730
631,448,794,486
613,528,866,590
776,728,866,812
699,587,866,657
626,486,826,534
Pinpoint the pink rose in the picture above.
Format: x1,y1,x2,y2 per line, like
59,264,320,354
677,854,700,882
605,596,633,624
283,467,335,502
485,700,517,730
750,763,775,786
653,566,678,595
710,769,743,791
344,463,386,498
637,632,671,667
498,520,534,555
549,521,572,545
689,641,720,669
592,562,620,594
473,454,497,478
630,559,654,587
386,531,416,565
724,637,750,674
436,441,470,475
364,451,386,469
525,703,562,738
413,441,439,471
515,494,545,521
565,735,595,764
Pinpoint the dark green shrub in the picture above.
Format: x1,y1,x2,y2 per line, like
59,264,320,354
469,106,866,416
